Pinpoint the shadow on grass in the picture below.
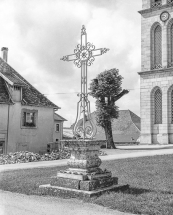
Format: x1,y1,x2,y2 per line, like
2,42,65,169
123,186,151,195
115,185,173,196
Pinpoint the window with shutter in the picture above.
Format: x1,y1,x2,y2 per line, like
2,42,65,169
21,109,38,128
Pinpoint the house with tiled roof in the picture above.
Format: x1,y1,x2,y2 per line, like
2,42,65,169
0,47,66,154
69,110,141,143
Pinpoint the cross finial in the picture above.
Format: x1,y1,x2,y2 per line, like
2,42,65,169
81,25,86,35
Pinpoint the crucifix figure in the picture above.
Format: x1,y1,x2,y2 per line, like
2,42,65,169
61,25,109,140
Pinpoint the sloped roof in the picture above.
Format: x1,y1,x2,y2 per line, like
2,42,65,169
54,113,67,121
63,128,74,139
0,58,59,108
69,110,141,142
0,77,12,104
129,110,141,131
94,110,140,142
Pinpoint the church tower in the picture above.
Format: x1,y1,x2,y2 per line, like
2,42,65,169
139,0,173,144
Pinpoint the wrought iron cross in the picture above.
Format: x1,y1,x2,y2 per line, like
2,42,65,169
61,25,109,140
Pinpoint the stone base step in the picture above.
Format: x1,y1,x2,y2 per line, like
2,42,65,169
50,176,118,191
39,184,129,198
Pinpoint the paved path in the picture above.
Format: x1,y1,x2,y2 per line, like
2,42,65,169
0,144,173,172
102,145,173,161
0,190,133,215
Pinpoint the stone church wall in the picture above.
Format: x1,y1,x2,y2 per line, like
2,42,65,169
139,0,173,144
140,69,173,144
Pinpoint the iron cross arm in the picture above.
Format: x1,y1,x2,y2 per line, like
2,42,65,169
91,48,109,57
60,53,78,61
60,48,109,62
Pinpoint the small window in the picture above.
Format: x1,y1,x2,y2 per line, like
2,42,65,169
22,109,38,128
55,123,60,132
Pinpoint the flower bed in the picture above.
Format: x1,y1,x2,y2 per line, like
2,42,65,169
0,149,107,165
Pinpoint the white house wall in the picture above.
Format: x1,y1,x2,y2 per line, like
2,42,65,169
6,103,54,153
0,104,8,153
53,120,63,142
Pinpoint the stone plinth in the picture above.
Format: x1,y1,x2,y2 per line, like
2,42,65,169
65,140,102,172
39,140,124,197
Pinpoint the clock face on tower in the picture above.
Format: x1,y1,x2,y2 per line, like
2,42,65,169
160,11,170,22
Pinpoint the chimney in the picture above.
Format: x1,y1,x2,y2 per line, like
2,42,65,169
1,47,8,62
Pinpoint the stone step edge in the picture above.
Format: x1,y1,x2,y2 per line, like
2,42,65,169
39,184,129,197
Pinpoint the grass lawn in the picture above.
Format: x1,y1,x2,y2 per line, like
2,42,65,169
1,155,173,215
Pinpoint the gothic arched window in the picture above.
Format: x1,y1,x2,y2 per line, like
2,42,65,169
153,25,162,69
167,21,173,68
170,24,173,64
171,90,173,123
154,89,162,124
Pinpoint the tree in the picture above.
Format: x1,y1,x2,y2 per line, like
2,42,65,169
89,68,129,149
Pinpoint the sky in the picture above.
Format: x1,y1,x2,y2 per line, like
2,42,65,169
0,0,142,127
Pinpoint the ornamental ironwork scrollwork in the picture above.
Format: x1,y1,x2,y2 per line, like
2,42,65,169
87,56,95,66
81,25,86,35
60,25,109,140
86,42,95,51
101,48,110,54
76,125,95,139
74,44,81,54
74,59,82,68
60,55,68,61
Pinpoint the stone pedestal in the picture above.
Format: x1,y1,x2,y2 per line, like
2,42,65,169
39,140,125,197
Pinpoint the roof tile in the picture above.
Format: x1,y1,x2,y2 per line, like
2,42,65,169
0,77,12,104
0,58,59,108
